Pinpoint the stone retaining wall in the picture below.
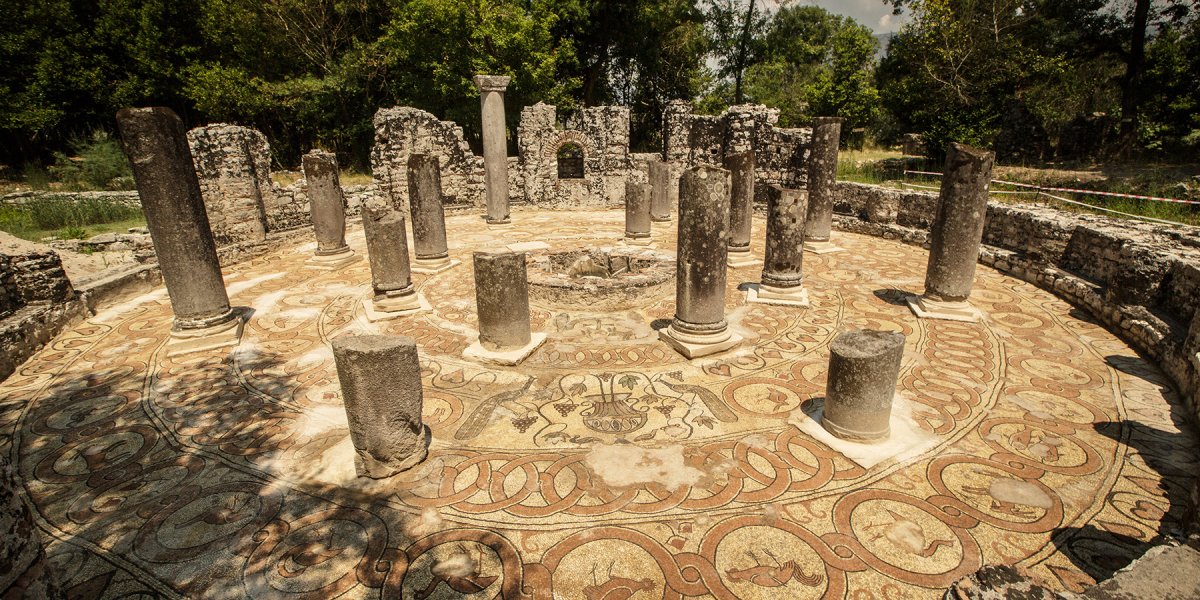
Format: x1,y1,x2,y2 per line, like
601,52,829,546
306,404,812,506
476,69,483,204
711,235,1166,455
832,180,1200,426
0,251,83,382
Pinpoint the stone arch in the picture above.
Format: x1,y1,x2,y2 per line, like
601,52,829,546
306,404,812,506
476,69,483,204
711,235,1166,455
556,142,585,179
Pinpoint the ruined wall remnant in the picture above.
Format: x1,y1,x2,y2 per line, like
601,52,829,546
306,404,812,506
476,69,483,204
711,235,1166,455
371,107,485,213
0,251,83,381
186,124,278,245
517,103,632,208
663,101,811,203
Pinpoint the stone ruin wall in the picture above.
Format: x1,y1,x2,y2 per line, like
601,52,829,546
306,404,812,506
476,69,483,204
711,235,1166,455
0,251,82,382
517,103,632,208
832,181,1200,429
187,124,370,245
370,107,485,213
664,100,811,204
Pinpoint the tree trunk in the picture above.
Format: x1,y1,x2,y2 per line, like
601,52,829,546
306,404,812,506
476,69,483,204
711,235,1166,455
733,0,755,104
1118,0,1151,154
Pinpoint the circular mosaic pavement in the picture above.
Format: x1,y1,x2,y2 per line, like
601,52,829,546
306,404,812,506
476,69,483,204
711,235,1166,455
1,209,1196,599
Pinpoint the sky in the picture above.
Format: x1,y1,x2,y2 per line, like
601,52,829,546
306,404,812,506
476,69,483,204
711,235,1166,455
771,0,909,33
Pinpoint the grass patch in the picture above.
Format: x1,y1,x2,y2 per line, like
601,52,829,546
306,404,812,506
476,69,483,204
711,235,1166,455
0,196,145,241
271,169,372,187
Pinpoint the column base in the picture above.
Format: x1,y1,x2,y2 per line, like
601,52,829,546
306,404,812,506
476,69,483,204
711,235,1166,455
821,415,889,444
906,295,982,323
621,236,655,247
803,241,845,255
658,324,743,359
411,257,461,275
166,315,244,356
463,332,547,366
354,431,430,479
305,248,359,270
726,249,759,268
745,283,810,307
506,241,550,253
650,215,672,223
364,290,431,322
485,216,512,227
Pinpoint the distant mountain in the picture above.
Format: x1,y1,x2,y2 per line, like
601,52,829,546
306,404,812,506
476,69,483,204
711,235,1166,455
873,32,894,61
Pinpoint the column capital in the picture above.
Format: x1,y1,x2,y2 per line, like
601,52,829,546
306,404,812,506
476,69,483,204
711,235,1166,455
473,75,511,93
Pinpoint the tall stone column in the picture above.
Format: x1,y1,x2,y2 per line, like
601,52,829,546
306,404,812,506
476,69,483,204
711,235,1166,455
624,180,653,245
473,75,512,225
464,251,546,365
302,150,357,269
648,156,672,222
748,185,810,306
659,165,743,358
332,335,429,478
361,205,428,321
822,329,905,443
726,150,758,267
407,153,460,274
907,143,995,322
115,107,243,355
803,116,845,254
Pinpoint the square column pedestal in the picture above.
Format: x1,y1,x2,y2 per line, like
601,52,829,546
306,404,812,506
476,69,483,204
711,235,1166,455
906,295,982,323
166,315,245,356
305,248,359,270
411,257,461,275
745,283,810,307
658,325,743,359
726,248,759,268
363,290,431,322
802,241,845,255
463,333,547,366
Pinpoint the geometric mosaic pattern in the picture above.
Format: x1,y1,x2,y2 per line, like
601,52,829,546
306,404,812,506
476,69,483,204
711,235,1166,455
1,210,1196,599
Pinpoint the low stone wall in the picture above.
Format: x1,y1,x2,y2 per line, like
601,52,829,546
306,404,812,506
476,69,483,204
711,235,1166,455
0,251,84,382
0,190,140,207
832,180,1200,426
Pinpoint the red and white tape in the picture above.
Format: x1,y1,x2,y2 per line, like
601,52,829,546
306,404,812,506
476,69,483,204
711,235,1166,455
903,170,1200,205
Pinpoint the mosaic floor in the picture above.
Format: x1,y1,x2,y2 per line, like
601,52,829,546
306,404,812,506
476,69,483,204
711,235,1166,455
2,209,1197,599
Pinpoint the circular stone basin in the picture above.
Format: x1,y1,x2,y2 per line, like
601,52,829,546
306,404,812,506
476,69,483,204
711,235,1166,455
527,246,675,310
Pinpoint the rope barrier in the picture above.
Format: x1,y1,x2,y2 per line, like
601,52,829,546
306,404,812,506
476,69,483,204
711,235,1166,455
903,170,1200,205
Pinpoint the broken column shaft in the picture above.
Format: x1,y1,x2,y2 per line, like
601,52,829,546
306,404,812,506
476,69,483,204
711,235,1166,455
474,75,511,225
822,329,905,443
749,185,810,306
648,156,672,222
659,165,742,358
465,251,545,364
407,153,457,273
907,143,995,322
726,150,757,267
332,334,428,478
624,180,652,244
361,205,424,318
115,106,242,354
803,116,844,250
302,150,356,268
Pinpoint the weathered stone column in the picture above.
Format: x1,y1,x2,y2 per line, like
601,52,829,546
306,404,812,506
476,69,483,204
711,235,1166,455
407,153,459,274
803,116,845,254
726,150,758,267
464,251,546,365
748,185,810,306
907,143,995,322
115,107,243,355
473,75,512,225
822,329,905,443
659,165,743,358
302,149,357,269
361,205,428,321
624,180,653,245
648,156,672,222
332,335,428,478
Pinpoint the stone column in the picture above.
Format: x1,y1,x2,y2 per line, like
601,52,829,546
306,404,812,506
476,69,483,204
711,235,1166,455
473,75,512,225
332,335,428,478
648,156,672,222
302,150,357,268
464,251,546,365
822,329,905,443
803,116,845,254
906,143,995,322
726,150,758,267
659,165,743,358
624,180,652,245
407,153,459,274
361,205,428,321
748,185,810,306
115,107,243,355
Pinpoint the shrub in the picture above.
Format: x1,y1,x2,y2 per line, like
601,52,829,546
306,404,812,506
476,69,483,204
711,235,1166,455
48,131,134,191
